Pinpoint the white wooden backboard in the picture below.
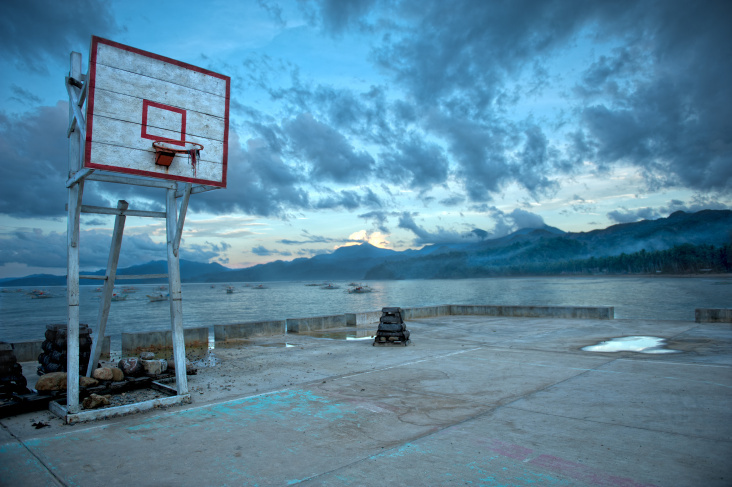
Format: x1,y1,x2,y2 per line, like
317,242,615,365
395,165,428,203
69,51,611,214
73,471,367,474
84,36,230,187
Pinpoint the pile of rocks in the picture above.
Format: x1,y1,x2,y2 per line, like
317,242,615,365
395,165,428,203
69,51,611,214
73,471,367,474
118,352,169,377
32,352,196,410
0,342,29,395
37,324,94,376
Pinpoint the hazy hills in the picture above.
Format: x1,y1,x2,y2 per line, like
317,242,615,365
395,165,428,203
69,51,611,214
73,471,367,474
2,210,730,286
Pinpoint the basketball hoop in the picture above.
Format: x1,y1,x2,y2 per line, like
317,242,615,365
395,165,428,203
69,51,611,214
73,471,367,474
152,141,204,176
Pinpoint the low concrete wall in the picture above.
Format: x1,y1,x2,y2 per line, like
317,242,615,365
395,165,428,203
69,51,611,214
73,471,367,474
345,311,382,326
102,304,618,353
11,337,111,362
402,305,453,320
308,304,615,333
695,308,732,323
214,320,286,342
449,305,614,320
287,314,346,333
121,327,208,357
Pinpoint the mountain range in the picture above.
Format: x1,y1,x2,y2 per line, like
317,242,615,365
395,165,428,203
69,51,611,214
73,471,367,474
2,210,730,286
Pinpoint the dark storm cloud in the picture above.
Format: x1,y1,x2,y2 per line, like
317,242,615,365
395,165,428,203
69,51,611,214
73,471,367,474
358,210,402,233
367,1,592,111
397,212,474,246
426,113,563,202
486,207,547,238
573,2,732,192
314,190,361,210
378,135,449,190
9,85,42,105
194,131,310,218
285,113,375,183
278,230,335,246
439,196,466,207
313,187,383,211
607,197,731,224
1,0,119,73
252,245,292,257
308,0,732,197
426,114,511,201
607,207,661,224
511,124,560,196
0,102,169,219
0,103,69,217
0,228,227,270
302,0,378,36
396,205,547,247
257,0,286,27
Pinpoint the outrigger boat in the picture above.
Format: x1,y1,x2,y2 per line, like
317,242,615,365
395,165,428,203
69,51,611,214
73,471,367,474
146,293,168,302
30,291,55,299
348,285,373,294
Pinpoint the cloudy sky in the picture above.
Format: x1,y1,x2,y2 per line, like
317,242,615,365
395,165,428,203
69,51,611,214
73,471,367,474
1,0,730,278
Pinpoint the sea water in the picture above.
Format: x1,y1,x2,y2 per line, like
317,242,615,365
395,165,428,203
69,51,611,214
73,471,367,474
1,276,730,344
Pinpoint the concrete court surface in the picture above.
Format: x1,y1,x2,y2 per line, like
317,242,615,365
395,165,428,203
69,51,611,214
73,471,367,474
1,315,730,486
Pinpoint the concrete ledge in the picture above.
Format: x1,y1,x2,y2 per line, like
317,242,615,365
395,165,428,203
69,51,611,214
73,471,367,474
50,393,191,424
402,305,453,319
345,311,382,326
121,327,208,357
449,304,614,320
695,308,732,323
11,337,111,362
287,315,346,333
345,304,615,327
214,320,286,342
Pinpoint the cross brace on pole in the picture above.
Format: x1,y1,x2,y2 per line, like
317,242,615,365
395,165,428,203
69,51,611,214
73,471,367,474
87,200,128,376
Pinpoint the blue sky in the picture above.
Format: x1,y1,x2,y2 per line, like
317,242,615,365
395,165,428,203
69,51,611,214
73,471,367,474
1,0,730,278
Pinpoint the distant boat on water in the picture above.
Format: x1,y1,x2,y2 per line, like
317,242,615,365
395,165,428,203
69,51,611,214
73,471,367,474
146,293,168,302
348,285,373,294
30,291,55,299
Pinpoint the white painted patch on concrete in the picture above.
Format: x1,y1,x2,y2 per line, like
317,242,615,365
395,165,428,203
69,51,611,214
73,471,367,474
582,336,681,354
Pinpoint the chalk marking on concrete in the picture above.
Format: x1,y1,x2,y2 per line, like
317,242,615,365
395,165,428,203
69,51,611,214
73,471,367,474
0,422,66,486
17,348,484,439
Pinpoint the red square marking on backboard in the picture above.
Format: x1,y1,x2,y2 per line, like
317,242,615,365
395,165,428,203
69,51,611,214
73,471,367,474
141,100,187,146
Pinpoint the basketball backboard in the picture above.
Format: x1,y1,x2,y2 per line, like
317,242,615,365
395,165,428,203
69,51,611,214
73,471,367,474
84,36,230,187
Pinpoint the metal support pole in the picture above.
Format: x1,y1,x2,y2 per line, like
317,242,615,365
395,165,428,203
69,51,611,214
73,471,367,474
87,200,128,376
166,188,188,395
66,51,83,413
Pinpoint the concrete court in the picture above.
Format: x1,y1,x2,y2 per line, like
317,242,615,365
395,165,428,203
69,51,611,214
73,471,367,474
1,315,731,487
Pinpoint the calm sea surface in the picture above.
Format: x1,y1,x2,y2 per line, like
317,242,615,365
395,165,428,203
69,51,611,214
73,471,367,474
1,276,730,344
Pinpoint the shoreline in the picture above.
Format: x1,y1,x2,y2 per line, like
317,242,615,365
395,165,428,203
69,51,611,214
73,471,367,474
2,272,731,288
